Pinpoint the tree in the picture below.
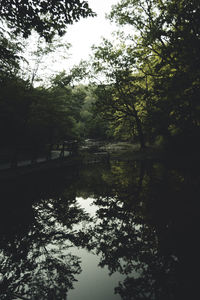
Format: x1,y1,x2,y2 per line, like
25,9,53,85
0,0,95,40
83,159,200,299
0,168,92,299
22,34,71,86
109,0,200,150
0,28,23,79
92,39,147,148
0,0,97,157
49,70,87,140
50,68,110,141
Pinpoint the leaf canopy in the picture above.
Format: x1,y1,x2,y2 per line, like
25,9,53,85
0,0,96,40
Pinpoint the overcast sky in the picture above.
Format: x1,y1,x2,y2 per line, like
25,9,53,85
65,0,119,67
25,0,120,85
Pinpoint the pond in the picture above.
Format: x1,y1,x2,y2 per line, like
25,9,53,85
0,157,199,299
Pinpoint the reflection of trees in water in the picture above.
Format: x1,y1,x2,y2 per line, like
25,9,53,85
0,169,92,299
0,249,81,299
0,160,199,299
87,160,200,300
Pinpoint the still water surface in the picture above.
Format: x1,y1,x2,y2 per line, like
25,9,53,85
0,158,199,299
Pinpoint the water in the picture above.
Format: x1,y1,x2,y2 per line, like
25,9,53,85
0,158,199,299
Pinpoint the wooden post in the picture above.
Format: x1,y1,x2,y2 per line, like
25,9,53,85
59,142,65,159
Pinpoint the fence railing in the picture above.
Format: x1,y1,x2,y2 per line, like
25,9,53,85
0,140,79,170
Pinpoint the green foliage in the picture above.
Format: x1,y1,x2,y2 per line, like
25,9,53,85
92,41,147,147
0,77,77,149
90,0,200,151
0,0,96,40
0,29,23,78
1,0,199,157
0,77,31,147
0,0,99,159
71,84,110,139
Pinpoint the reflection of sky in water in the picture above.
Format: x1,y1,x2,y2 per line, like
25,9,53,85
76,197,98,217
1,159,192,299
68,197,125,300
68,247,124,300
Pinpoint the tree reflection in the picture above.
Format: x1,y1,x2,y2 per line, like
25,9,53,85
0,168,92,299
86,160,200,300
0,159,199,299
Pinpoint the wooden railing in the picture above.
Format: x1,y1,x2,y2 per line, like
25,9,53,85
0,140,79,170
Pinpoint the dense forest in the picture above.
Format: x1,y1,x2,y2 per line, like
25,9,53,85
0,0,200,163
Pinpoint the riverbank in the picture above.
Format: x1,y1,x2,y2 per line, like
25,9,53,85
1,140,199,180
99,141,160,160
0,155,81,180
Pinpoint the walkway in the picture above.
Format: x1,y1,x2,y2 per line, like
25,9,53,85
0,150,70,171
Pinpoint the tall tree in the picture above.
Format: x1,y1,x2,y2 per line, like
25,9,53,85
92,39,147,148
109,0,200,149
